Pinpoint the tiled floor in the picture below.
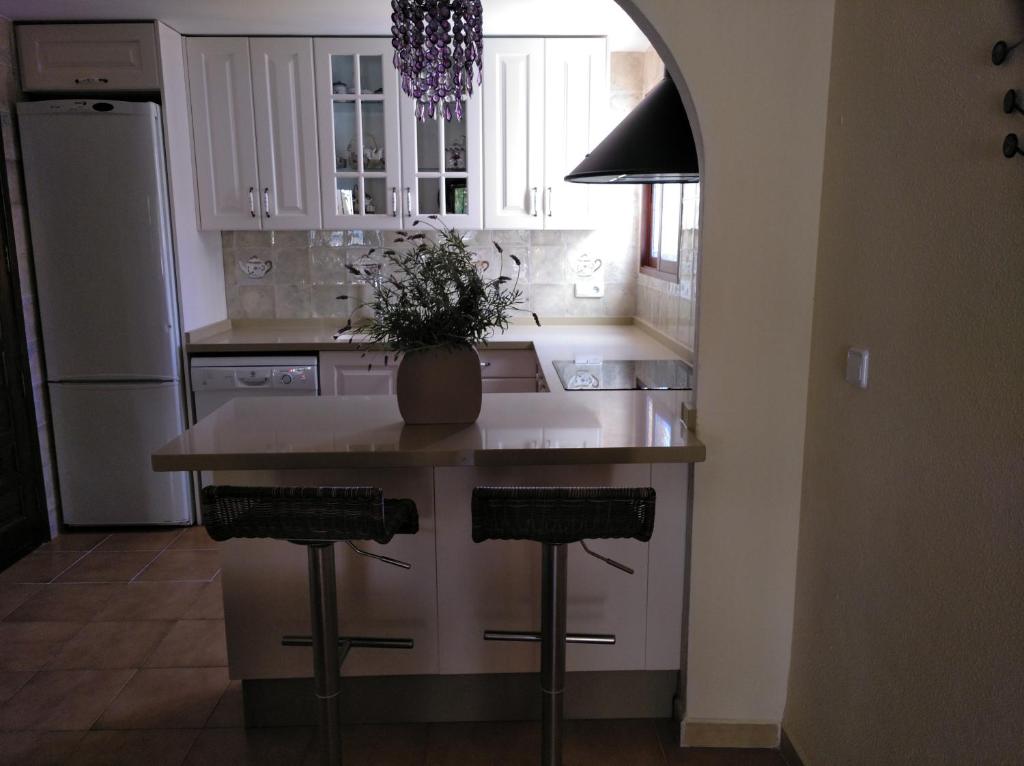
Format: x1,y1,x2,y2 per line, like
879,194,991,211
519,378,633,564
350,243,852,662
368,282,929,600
0,529,786,765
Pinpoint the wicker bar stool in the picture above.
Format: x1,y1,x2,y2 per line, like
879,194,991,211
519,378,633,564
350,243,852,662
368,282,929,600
201,486,419,766
471,486,656,766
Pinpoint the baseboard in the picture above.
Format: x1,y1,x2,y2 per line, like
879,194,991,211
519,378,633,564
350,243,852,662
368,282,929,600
682,719,780,749
779,728,806,766
242,670,677,726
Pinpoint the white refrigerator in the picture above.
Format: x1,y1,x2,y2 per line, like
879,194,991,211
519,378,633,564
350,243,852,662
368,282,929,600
19,100,191,526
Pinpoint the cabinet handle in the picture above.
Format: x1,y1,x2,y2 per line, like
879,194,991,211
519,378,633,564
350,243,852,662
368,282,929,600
531,187,539,217
405,187,413,217
480,361,491,368
74,77,109,85
391,187,399,217
546,186,553,218
263,188,271,218
248,187,256,218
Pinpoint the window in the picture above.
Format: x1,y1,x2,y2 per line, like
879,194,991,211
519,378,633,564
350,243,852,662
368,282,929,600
640,183,700,279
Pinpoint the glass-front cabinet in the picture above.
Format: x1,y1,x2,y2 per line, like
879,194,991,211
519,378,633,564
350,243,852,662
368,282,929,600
314,38,403,229
399,88,483,229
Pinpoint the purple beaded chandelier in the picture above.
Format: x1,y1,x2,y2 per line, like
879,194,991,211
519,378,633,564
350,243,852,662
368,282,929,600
391,0,484,121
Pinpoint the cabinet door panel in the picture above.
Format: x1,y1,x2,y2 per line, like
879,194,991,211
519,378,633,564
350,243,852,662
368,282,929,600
483,38,544,230
544,38,608,229
250,38,322,229
186,37,261,230
319,351,396,396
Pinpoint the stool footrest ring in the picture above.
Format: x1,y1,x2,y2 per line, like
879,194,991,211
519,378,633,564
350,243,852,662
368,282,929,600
483,629,615,645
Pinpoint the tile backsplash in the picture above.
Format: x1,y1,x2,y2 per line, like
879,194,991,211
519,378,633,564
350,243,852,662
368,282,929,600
222,221,640,322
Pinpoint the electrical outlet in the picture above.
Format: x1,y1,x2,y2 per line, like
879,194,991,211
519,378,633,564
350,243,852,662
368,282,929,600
574,278,604,298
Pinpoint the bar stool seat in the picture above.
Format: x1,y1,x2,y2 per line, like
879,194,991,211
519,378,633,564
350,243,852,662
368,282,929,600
201,485,418,766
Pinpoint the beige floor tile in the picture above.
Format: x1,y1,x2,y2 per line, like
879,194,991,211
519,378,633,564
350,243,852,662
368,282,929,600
315,723,429,766
92,582,207,621
145,620,228,668
0,621,83,671
0,551,85,583
183,581,224,620
563,719,665,765
55,552,159,583
4,583,119,622
183,727,314,766
0,672,34,705
47,621,174,670
0,582,41,619
205,680,244,728
67,729,200,766
0,669,134,731
0,730,85,765
96,530,185,552
38,533,110,553
135,550,221,582
425,720,539,766
169,526,218,551
95,667,229,730
655,720,786,765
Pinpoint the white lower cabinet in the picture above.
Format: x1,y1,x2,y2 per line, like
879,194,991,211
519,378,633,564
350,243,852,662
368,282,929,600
319,351,397,396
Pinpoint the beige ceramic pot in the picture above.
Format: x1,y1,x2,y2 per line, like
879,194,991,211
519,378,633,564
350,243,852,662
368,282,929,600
396,346,482,425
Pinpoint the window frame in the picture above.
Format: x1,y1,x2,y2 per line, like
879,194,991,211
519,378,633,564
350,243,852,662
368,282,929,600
639,184,681,281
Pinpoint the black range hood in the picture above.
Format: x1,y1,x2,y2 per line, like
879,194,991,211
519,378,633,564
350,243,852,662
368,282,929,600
565,75,699,184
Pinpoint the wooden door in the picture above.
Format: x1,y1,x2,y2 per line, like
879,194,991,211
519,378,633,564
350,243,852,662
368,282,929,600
482,38,545,230
186,37,261,230
250,38,322,230
0,137,50,570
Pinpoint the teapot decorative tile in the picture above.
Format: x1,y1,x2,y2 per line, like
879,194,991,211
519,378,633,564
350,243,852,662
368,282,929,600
240,255,273,280
570,252,603,278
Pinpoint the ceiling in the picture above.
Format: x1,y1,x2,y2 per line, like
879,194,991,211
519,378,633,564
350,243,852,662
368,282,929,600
0,0,652,51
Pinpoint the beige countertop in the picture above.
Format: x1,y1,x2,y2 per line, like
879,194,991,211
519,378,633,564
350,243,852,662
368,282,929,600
155,320,703,470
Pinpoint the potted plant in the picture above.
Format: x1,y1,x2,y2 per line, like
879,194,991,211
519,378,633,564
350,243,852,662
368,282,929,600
339,219,536,425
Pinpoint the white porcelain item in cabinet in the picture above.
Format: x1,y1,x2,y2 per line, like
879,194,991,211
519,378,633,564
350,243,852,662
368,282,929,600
17,23,161,92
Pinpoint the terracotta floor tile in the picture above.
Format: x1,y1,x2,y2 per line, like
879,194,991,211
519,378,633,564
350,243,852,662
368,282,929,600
183,581,224,620
564,719,665,765
38,533,110,553
0,582,41,619
0,621,84,671
55,551,159,583
205,680,244,728
96,529,185,552
145,619,228,668
425,720,539,766
183,727,314,766
95,667,229,730
0,730,85,765
169,526,218,551
0,669,134,731
92,582,207,621
4,583,119,622
135,550,221,582
47,621,174,670
0,672,34,705
67,729,200,766
0,551,86,583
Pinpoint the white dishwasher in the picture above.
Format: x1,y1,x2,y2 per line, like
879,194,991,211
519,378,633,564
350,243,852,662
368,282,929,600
191,355,319,419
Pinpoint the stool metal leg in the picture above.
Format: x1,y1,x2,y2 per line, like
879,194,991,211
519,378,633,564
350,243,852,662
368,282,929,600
541,543,567,766
308,543,342,766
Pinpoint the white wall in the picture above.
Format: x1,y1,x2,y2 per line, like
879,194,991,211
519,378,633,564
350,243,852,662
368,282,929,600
624,0,836,731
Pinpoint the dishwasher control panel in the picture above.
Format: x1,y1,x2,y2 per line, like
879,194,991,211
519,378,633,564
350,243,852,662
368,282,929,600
190,356,319,393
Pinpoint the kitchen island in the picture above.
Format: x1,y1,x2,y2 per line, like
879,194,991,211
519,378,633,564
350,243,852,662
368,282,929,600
154,323,705,723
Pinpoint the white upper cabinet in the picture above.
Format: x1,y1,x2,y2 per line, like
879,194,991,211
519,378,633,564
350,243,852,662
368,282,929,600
483,37,608,230
483,38,545,230
314,39,403,230
400,85,484,229
250,38,322,230
17,23,161,92
186,38,261,230
544,38,607,230
186,37,320,230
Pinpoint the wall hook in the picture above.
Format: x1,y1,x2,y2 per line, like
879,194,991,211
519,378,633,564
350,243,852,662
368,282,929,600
1002,133,1024,158
992,39,1022,65
1005,89,1024,115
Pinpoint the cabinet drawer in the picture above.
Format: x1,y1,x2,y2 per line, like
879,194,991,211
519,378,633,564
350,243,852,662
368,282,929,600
477,349,538,378
17,24,160,92
482,377,538,394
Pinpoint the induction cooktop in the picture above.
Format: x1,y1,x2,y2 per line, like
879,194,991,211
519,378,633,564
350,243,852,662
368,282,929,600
552,359,693,391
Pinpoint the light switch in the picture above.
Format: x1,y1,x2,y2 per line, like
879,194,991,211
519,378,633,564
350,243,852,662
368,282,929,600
845,348,869,389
